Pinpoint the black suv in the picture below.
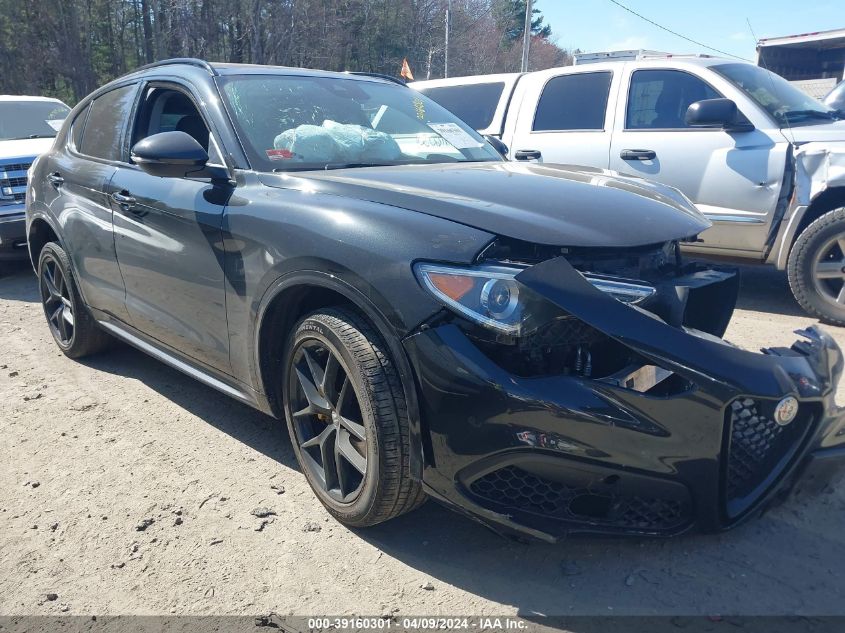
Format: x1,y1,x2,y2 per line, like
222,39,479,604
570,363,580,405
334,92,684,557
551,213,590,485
26,59,845,541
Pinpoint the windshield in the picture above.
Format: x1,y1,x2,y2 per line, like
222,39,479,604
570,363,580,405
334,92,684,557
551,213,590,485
712,63,840,126
825,81,845,112
0,101,70,141
218,74,502,172
418,82,505,130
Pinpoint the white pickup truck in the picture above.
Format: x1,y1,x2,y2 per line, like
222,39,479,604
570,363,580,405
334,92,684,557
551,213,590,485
1,95,70,269
413,55,845,324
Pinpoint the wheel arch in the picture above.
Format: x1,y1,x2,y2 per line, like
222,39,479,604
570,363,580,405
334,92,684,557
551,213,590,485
27,214,62,270
254,271,426,480
790,188,845,255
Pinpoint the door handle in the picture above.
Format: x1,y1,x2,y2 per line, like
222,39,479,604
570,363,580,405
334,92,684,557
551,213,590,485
620,149,657,161
514,149,542,161
47,172,64,187
111,191,138,210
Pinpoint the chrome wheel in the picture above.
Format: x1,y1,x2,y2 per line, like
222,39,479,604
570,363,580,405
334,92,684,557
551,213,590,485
812,235,845,306
39,254,75,346
288,339,368,503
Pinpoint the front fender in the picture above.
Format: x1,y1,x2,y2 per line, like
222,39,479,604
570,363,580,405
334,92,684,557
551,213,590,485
251,268,428,480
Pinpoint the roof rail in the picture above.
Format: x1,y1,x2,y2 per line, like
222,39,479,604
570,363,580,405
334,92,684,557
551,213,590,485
345,71,407,86
126,58,218,77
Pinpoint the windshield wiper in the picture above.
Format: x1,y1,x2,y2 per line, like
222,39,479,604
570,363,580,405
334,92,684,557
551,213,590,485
780,110,839,122
272,163,389,173
271,158,499,173
322,162,399,170
273,162,410,173
8,134,56,140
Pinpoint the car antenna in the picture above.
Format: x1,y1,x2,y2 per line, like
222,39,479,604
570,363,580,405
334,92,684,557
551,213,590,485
748,18,795,145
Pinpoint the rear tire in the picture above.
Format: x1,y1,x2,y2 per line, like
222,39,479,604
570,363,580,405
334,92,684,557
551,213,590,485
788,208,845,326
282,306,425,527
37,241,111,358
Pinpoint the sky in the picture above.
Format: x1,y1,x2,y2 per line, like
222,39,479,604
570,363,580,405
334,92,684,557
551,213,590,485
537,0,842,62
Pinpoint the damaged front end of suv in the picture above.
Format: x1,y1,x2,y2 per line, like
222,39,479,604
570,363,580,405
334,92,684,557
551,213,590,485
405,232,845,542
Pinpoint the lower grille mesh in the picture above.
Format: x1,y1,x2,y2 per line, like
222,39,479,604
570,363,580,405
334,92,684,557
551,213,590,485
725,398,809,515
469,465,689,532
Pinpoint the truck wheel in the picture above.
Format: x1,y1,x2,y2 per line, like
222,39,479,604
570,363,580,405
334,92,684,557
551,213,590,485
788,208,845,326
282,307,426,527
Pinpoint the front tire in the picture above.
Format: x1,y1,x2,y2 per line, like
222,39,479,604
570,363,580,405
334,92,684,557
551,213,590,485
788,208,845,326
37,241,111,358
282,307,425,527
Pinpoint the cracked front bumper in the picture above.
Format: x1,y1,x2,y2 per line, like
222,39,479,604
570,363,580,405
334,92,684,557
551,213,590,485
403,258,845,542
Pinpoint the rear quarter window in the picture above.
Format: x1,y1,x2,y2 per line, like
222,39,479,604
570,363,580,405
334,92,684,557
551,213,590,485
70,104,90,150
79,84,138,161
419,82,505,130
533,72,612,131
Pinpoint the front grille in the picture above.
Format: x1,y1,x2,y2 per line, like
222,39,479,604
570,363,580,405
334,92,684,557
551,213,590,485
469,465,690,532
0,160,33,205
724,398,810,517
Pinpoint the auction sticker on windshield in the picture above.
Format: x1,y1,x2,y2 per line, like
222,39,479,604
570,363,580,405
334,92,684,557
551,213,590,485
428,122,483,149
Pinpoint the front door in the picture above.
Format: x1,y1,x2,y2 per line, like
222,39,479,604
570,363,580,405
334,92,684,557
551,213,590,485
107,82,233,372
608,68,785,256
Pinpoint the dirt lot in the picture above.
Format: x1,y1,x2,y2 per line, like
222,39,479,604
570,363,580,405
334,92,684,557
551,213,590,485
1,260,844,618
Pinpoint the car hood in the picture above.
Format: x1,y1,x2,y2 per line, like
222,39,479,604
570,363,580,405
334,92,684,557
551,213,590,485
258,162,710,248
0,137,54,161
784,119,845,144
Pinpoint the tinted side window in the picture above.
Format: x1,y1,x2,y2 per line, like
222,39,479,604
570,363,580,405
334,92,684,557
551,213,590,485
131,86,222,164
79,84,137,161
627,70,721,129
421,82,505,130
533,72,611,131
70,104,90,150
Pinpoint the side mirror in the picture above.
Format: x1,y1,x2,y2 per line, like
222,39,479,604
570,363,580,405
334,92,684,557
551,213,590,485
484,134,509,158
131,131,209,178
685,98,754,132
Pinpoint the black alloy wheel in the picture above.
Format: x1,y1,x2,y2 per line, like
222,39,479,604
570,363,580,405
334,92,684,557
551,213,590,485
282,308,426,526
37,241,111,358
39,252,75,346
289,339,368,502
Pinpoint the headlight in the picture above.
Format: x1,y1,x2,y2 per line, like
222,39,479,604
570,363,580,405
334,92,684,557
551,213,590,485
414,262,655,336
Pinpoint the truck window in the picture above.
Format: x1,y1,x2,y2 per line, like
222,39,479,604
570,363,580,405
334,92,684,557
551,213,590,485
79,84,138,162
532,72,612,131
420,83,505,130
627,70,720,130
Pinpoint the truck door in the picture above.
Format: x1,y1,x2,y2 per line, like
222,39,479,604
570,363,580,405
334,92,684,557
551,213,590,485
608,67,786,256
508,68,618,168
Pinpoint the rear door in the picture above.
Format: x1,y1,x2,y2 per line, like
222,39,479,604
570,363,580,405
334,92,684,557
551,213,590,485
47,83,139,320
107,80,233,372
608,66,785,255
507,67,618,168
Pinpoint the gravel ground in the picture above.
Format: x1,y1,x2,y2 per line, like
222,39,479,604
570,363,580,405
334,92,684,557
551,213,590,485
1,260,844,618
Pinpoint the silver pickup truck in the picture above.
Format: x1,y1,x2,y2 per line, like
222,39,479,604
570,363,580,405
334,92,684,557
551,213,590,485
414,55,845,324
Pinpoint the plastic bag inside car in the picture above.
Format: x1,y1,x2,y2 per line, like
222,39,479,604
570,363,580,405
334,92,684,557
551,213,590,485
273,119,401,163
